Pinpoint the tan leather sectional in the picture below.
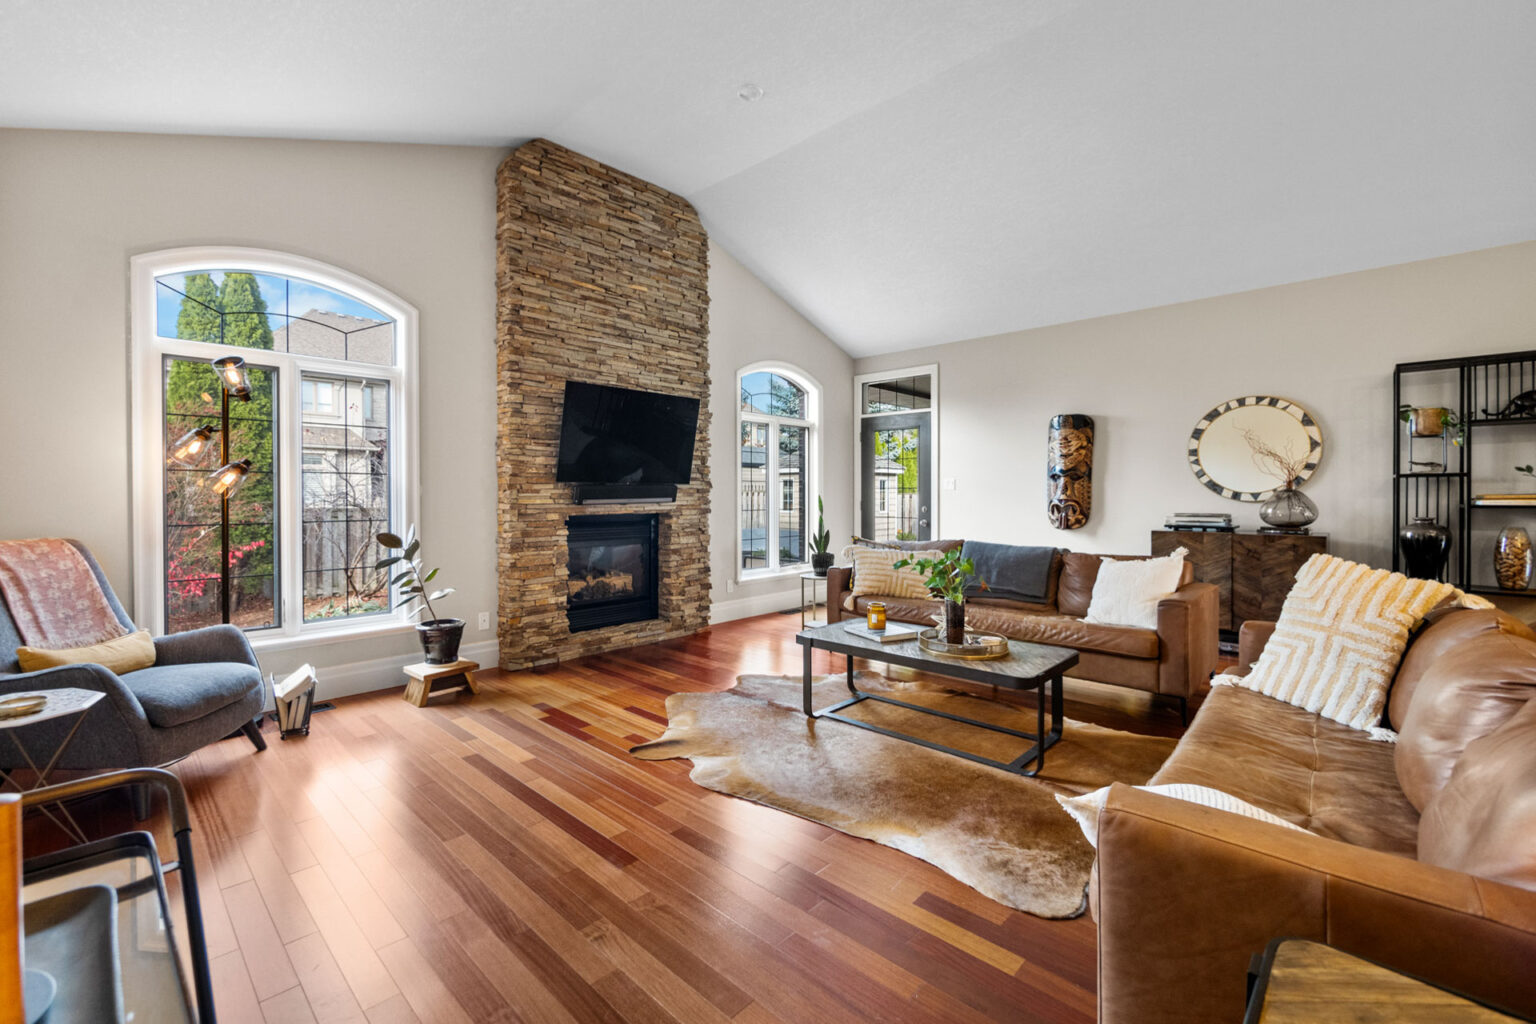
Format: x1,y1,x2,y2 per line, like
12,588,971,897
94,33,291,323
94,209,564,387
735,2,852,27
826,540,1220,721
1092,605,1536,1023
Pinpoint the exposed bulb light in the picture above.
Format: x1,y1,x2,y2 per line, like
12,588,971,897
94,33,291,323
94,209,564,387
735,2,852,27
209,458,253,498
211,355,252,400
737,83,764,102
168,424,218,467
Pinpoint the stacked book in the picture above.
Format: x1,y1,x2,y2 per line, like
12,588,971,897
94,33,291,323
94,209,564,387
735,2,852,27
271,664,317,738
1164,512,1235,532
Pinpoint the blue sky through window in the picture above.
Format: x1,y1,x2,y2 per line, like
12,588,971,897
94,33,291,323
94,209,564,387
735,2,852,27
155,271,389,339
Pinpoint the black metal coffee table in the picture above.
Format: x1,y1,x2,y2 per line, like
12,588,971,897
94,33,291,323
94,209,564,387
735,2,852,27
795,620,1079,777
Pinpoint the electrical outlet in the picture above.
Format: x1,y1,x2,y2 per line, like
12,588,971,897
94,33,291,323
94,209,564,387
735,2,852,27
943,477,957,491
727,579,736,593
478,612,491,631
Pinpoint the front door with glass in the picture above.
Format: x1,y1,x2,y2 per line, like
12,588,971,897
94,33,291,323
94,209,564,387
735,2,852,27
858,372,934,541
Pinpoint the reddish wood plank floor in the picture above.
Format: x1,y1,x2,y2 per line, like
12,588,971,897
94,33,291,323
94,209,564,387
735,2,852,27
25,613,1200,1023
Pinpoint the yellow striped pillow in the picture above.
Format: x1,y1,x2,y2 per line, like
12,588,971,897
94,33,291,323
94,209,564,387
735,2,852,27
1220,554,1454,732
849,547,942,600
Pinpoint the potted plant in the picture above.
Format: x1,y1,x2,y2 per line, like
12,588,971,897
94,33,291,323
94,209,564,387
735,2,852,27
1398,404,1464,446
810,497,834,576
893,548,986,644
376,524,462,664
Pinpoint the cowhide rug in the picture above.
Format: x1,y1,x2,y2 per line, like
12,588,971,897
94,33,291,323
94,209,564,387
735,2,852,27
630,672,1176,919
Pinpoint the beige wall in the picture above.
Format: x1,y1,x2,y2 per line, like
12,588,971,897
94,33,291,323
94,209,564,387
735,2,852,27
707,241,855,621
0,128,506,691
855,242,1536,577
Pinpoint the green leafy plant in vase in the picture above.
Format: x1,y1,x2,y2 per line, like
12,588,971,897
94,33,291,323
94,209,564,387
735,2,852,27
809,497,834,576
1398,404,1464,446
892,548,987,644
376,524,463,664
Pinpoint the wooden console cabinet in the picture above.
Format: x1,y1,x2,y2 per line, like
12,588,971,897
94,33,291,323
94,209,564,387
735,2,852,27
1151,530,1328,632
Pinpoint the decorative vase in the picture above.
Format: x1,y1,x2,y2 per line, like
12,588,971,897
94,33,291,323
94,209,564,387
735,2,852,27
1399,516,1452,581
417,618,466,664
1495,527,1533,591
1259,486,1319,530
811,551,834,577
943,598,966,645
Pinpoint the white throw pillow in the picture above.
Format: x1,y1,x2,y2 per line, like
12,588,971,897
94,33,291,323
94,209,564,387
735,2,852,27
848,547,943,600
1083,549,1187,629
1056,783,1309,848
1217,554,1455,733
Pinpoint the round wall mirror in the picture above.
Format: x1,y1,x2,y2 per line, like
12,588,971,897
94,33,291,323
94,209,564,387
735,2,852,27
1187,396,1322,501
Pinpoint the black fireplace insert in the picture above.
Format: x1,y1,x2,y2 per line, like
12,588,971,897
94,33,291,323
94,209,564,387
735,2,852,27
566,514,659,632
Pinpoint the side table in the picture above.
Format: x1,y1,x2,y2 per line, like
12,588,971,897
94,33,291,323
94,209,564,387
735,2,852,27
0,688,104,842
799,571,829,628
402,659,480,707
1244,938,1527,1022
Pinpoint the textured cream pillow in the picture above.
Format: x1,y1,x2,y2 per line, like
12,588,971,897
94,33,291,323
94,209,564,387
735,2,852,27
849,547,942,600
17,628,156,675
1215,554,1454,733
1083,548,1187,629
1056,784,1309,848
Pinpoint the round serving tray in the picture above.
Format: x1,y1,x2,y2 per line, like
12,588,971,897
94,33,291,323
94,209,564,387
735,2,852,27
917,628,1010,660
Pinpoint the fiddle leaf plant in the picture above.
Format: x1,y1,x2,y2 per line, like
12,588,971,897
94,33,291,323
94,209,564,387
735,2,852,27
375,523,455,623
892,548,987,604
810,496,832,556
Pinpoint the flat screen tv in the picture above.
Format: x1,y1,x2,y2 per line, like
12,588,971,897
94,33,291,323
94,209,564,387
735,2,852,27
555,381,701,485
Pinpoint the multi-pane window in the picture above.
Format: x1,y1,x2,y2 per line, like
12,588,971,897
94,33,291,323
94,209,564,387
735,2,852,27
739,368,816,574
134,250,413,640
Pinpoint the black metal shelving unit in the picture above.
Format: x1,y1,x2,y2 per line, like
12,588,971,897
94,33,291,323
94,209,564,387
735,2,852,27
1393,348,1536,595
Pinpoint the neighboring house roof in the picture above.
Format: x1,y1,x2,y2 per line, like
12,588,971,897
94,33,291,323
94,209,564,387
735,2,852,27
271,309,394,365
302,424,381,450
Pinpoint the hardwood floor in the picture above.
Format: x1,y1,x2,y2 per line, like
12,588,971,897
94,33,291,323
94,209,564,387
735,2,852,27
27,613,1196,1023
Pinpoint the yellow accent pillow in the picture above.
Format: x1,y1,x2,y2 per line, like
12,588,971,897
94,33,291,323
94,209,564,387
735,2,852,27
849,547,943,600
1214,555,1453,733
17,629,156,675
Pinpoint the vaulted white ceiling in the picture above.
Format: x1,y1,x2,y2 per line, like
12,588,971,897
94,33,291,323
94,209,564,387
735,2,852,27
3,0,1532,356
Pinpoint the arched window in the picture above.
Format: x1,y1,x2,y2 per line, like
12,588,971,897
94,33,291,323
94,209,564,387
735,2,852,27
738,365,818,575
131,248,417,644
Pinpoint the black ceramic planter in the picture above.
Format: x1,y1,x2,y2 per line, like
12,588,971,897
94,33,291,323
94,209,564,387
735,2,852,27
811,552,834,577
417,618,466,664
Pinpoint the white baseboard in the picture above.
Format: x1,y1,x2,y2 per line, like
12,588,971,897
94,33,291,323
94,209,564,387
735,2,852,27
311,638,500,701
710,591,802,624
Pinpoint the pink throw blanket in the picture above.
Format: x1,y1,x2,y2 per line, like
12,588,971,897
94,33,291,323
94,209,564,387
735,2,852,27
0,538,127,649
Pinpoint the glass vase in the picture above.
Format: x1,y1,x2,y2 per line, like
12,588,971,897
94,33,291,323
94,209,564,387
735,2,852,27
943,598,966,645
1496,526,1533,591
1259,486,1318,530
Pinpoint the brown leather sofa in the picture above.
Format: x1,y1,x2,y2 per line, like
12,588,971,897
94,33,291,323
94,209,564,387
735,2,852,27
1092,606,1536,1023
826,540,1219,721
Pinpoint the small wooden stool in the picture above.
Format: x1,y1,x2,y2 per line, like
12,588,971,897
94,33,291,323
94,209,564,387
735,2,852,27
402,659,480,707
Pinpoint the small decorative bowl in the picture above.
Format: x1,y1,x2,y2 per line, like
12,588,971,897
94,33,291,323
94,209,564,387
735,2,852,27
0,695,47,720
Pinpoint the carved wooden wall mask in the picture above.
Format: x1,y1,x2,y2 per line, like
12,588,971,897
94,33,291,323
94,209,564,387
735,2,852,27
1048,414,1093,530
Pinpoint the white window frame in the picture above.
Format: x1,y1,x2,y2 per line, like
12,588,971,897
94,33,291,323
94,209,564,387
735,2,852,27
852,363,940,540
737,362,820,581
130,246,420,652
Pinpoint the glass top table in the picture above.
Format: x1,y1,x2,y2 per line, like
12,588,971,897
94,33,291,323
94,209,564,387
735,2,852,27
795,619,1079,776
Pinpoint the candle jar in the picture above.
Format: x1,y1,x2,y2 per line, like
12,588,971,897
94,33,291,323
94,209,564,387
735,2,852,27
867,602,886,631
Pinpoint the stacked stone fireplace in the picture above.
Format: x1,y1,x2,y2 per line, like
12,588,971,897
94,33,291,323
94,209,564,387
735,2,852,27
495,139,711,669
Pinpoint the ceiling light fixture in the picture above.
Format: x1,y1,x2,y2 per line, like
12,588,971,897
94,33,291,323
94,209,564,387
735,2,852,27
737,83,764,102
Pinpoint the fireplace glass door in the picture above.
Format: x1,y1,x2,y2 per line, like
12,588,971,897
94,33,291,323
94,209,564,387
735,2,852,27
565,514,659,631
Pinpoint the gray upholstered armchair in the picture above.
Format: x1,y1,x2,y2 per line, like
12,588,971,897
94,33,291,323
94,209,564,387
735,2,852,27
0,540,266,771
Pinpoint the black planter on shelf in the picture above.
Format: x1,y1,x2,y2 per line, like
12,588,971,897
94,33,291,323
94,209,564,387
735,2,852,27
811,552,834,577
1399,516,1452,581
417,618,466,664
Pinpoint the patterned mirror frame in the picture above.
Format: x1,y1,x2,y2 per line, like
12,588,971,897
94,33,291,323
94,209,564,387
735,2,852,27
1187,395,1323,501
